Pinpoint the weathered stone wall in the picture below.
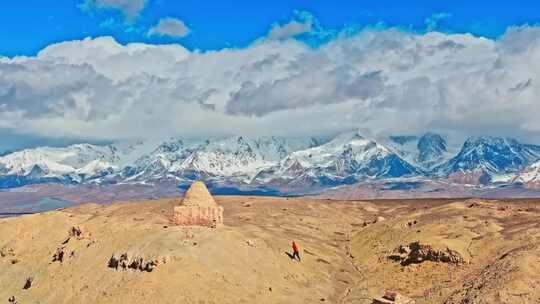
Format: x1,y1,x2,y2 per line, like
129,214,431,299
172,205,224,227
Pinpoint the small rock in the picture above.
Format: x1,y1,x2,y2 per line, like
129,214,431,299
23,277,33,290
0,247,15,258
372,290,415,303
161,255,171,264
8,296,17,304
406,220,418,227
69,226,82,237
52,248,65,263
246,240,256,247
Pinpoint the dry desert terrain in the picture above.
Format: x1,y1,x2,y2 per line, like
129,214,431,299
1,196,540,303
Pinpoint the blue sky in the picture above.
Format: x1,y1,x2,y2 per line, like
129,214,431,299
2,0,540,57
2,1,540,153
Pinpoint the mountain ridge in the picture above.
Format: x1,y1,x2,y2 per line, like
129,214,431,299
1,132,540,195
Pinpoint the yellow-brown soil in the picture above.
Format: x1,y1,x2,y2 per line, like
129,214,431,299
1,197,539,303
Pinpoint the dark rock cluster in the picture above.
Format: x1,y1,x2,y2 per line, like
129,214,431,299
108,253,160,272
389,241,464,266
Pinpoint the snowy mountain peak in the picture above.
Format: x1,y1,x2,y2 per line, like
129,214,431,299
253,132,417,188
122,135,329,184
417,133,447,166
385,132,449,170
1,132,540,192
436,136,540,176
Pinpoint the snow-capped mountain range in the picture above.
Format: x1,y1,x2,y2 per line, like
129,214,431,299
253,132,418,189
2,131,540,193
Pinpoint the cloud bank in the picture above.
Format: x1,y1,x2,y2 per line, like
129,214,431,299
1,26,540,143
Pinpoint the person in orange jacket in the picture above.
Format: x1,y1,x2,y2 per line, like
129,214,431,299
292,241,301,261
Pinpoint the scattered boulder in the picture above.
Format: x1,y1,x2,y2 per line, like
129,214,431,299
23,277,33,290
62,226,84,244
407,220,418,227
372,291,415,304
69,226,82,237
8,296,17,304
389,241,464,266
0,246,15,258
108,253,160,272
52,247,65,263
246,240,257,247
53,226,91,263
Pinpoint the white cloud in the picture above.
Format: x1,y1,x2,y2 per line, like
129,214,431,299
425,12,452,32
82,0,147,20
148,17,190,38
2,26,540,143
267,17,313,40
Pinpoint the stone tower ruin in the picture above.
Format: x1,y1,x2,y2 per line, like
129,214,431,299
172,181,224,227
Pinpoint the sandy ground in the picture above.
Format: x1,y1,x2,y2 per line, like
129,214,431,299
1,196,540,303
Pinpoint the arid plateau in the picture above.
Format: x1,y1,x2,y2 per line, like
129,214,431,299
1,193,540,303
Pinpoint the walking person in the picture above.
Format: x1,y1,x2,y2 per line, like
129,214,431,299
292,241,301,262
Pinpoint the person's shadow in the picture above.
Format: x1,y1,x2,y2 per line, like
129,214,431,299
285,251,295,260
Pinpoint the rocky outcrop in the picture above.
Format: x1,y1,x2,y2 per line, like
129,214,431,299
52,226,87,263
389,241,464,266
52,247,66,263
108,253,164,272
372,291,415,304
68,226,82,237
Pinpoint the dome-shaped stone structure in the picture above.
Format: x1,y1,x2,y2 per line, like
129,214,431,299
180,181,217,207
172,181,223,227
